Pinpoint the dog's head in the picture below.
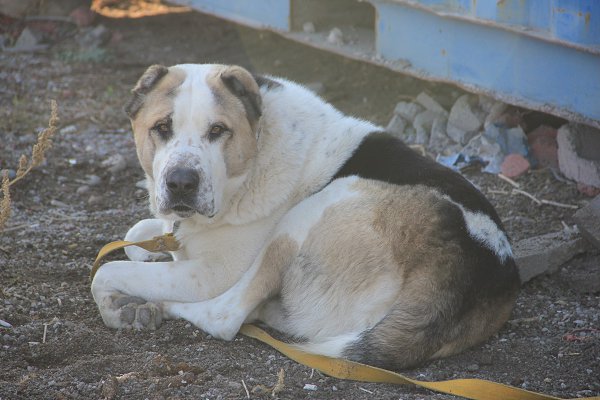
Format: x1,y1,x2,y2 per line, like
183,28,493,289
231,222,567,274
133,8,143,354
125,64,261,221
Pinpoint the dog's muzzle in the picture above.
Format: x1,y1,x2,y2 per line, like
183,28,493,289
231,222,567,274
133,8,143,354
163,168,214,218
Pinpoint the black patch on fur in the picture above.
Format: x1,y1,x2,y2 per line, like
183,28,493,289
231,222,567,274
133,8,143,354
221,73,262,127
253,74,282,90
336,131,520,370
125,65,169,118
332,131,504,227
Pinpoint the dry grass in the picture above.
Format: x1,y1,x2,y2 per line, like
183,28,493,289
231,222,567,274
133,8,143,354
0,100,59,231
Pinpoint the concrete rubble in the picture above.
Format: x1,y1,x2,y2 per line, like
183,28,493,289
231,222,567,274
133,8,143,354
514,230,590,283
573,195,600,250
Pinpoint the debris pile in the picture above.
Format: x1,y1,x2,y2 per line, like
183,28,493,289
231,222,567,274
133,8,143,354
387,92,600,196
0,0,119,59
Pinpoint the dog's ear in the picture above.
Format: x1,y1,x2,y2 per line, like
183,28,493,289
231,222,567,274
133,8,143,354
125,64,169,119
220,66,262,128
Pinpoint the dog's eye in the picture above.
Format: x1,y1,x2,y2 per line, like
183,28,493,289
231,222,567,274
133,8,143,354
208,123,228,141
151,119,172,140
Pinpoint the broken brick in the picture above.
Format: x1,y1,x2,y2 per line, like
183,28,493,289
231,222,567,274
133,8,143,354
557,123,600,187
501,153,530,178
528,125,558,168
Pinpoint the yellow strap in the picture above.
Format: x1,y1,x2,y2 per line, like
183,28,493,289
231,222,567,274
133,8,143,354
92,236,600,400
90,233,179,281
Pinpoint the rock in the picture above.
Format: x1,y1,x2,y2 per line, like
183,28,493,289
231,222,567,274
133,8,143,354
302,21,315,34
393,101,423,124
413,110,440,145
501,154,530,178
428,114,454,153
462,134,504,174
11,27,44,52
577,183,600,197
76,185,90,195
135,179,148,190
88,195,103,206
386,114,407,137
69,5,97,28
557,123,600,188
1,169,16,180
528,125,558,168
303,384,317,391
87,175,102,186
478,95,496,114
416,92,448,116
514,231,590,283
573,195,600,249
102,154,127,174
327,27,343,46
467,364,479,372
448,94,483,135
484,102,508,129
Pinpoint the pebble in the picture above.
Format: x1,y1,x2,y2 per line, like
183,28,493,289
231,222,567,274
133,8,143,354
303,383,317,391
327,27,343,46
87,175,102,186
386,114,407,137
302,21,315,34
76,185,90,195
393,101,424,123
416,92,448,116
2,169,17,180
466,363,479,372
88,195,103,206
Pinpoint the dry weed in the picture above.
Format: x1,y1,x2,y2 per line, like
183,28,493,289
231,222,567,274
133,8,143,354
0,100,59,231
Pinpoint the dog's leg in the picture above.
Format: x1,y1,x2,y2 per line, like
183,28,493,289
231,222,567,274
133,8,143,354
124,219,172,262
91,258,240,330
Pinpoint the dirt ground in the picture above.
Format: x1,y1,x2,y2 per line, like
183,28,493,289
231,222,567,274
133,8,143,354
1,3,599,399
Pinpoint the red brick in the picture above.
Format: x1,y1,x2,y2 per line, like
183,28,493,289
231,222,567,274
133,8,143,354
501,153,530,178
528,125,558,168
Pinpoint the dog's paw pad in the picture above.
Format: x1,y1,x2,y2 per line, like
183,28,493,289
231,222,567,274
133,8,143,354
132,303,162,330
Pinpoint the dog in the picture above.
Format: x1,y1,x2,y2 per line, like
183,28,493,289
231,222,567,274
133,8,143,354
91,63,520,369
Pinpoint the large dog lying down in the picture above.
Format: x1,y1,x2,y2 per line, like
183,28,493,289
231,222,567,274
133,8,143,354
91,63,520,369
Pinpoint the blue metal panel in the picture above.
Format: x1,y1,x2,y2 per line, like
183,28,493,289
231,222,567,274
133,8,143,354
375,1,600,124
174,0,289,30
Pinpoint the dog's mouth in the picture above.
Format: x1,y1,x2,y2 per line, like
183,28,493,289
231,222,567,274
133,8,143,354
171,204,196,218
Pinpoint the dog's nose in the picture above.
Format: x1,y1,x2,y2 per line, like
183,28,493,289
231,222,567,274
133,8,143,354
166,168,199,195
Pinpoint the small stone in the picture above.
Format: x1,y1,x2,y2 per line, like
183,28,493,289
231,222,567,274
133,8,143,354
12,27,42,51
327,27,343,46
302,21,315,33
102,154,127,174
528,125,558,168
466,364,479,372
88,195,103,206
303,384,317,391
428,114,455,153
557,123,600,187
544,378,552,383
393,101,424,124
50,199,68,208
415,92,448,116
77,25,111,49
386,114,407,137
573,195,600,249
60,125,77,134
69,5,97,27
484,102,508,129
500,154,530,178
448,94,483,135
87,175,102,186
413,110,440,145
135,179,147,190
76,185,90,195
447,124,478,146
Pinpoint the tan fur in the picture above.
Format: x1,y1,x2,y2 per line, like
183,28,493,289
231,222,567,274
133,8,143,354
131,67,186,177
242,235,298,305
206,67,259,178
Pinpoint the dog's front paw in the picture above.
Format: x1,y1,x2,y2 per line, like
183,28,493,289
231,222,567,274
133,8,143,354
103,294,163,330
124,245,170,262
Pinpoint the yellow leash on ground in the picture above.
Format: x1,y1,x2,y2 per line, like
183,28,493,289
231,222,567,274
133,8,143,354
92,234,599,400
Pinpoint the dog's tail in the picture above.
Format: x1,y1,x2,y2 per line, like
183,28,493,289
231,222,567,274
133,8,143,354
292,331,363,359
